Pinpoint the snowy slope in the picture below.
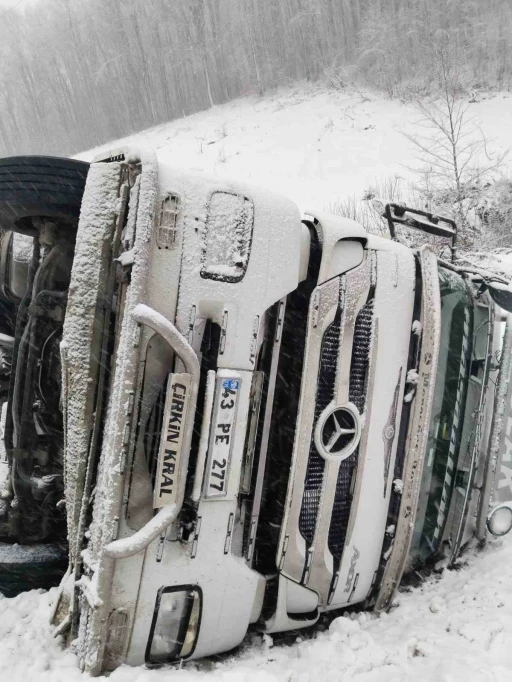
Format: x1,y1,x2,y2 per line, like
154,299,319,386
1,537,512,682
77,83,512,215
2,84,511,681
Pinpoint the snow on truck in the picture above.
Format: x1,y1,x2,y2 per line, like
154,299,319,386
0,149,512,671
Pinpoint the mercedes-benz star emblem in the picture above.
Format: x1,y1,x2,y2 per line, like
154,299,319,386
315,404,361,461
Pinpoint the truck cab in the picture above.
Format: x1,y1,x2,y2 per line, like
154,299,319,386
1,150,509,672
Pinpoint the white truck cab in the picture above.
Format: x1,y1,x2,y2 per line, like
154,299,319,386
38,149,512,673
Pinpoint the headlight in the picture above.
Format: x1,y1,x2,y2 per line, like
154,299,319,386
487,503,512,537
146,585,202,664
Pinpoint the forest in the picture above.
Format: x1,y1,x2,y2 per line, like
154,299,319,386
0,0,511,156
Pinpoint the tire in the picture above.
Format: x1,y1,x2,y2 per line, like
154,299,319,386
0,156,90,236
0,541,67,597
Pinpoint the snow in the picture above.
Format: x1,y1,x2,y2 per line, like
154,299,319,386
1,537,512,681
116,248,135,266
393,479,404,494
456,252,512,283
404,389,416,403
77,84,512,217
201,191,253,279
11,233,33,263
0,542,63,563
412,320,422,335
2,83,508,679
406,369,419,385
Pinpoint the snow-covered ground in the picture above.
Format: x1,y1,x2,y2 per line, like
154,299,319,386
78,83,512,215
2,537,512,682
2,84,512,681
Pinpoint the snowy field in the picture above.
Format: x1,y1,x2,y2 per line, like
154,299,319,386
78,83,512,213
2,537,512,682
2,84,512,681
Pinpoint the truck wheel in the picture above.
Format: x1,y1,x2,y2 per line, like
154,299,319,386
0,541,67,597
0,156,90,236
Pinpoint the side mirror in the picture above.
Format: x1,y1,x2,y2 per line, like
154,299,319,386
487,281,512,313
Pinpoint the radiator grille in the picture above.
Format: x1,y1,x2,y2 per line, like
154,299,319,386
298,309,341,545
328,298,374,566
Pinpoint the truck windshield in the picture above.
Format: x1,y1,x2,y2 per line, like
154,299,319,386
408,268,473,568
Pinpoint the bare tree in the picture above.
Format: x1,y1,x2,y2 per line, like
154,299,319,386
0,0,512,156
403,40,508,251
330,175,413,238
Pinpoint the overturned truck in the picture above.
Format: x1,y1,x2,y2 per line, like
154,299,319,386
1,149,512,672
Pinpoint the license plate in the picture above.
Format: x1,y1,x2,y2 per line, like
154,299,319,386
204,376,241,498
153,373,191,508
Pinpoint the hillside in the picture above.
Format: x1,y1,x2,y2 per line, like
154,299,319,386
78,84,512,216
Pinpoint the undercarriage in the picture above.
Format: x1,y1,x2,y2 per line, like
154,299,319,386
0,155,89,594
0,223,74,544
